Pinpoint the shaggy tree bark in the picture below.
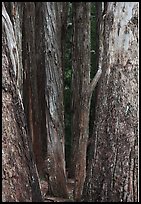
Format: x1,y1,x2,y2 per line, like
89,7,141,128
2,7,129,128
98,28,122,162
82,2,138,202
42,2,69,198
22,2,45,178
71,2,102,201
2,3,42,202
4,2,69,198
4,2,24,95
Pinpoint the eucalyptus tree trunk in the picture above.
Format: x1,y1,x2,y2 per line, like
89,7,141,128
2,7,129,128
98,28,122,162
2,3,42,202
71,2,102,201
82,2,138,202
42,2,69,198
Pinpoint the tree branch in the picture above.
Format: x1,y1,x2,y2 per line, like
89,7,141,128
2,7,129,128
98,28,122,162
89,68,102,94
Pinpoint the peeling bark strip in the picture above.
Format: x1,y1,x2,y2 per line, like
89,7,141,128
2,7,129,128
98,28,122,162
89,68,102,94
4,2,24,94
2,2,19,81
71,2,102,201
2,3,42,202
82,2,138,202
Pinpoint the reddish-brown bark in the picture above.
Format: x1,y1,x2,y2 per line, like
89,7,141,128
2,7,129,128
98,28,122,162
71,3,102,201
2,3,42,201
41,2,69,198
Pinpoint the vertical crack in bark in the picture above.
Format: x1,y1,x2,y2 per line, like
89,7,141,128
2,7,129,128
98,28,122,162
112,145,119,189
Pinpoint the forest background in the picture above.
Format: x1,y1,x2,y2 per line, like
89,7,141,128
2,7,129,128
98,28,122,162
2,2,138,202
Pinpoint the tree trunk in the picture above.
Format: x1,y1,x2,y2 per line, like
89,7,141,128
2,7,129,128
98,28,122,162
22,2,44,178
4,2,24,95
71,3,91,200
2,3,42,202
71,3,102,201
42,2,69,198
35,2,47,165
82,2,138,202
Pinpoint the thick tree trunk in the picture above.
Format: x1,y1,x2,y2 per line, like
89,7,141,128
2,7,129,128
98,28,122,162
71,3,102,201
82,2,138,202
42,2,69,198
2,3,42,202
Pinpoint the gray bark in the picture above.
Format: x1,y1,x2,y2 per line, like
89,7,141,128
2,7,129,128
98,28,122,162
82,2,138,202
4,2,24,96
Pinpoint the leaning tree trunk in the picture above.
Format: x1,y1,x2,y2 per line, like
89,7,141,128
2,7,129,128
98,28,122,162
42,2,69,198
82,2,138,202
71,2,102,201
2,3,42,202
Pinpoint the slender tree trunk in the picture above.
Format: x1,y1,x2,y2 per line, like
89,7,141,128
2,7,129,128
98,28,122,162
42,2,69,198
2,3,42,202
71,3,91,200
71,2,102,201
82,2,138,202
22,2,44,177
35,2,47,164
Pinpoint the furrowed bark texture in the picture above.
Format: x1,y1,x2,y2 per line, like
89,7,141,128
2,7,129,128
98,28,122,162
5,2,24,95
82,2,138,202
22,2,44,177
71,2,92,201
35,2,47,164
2,3,42,202
42,2,69,198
